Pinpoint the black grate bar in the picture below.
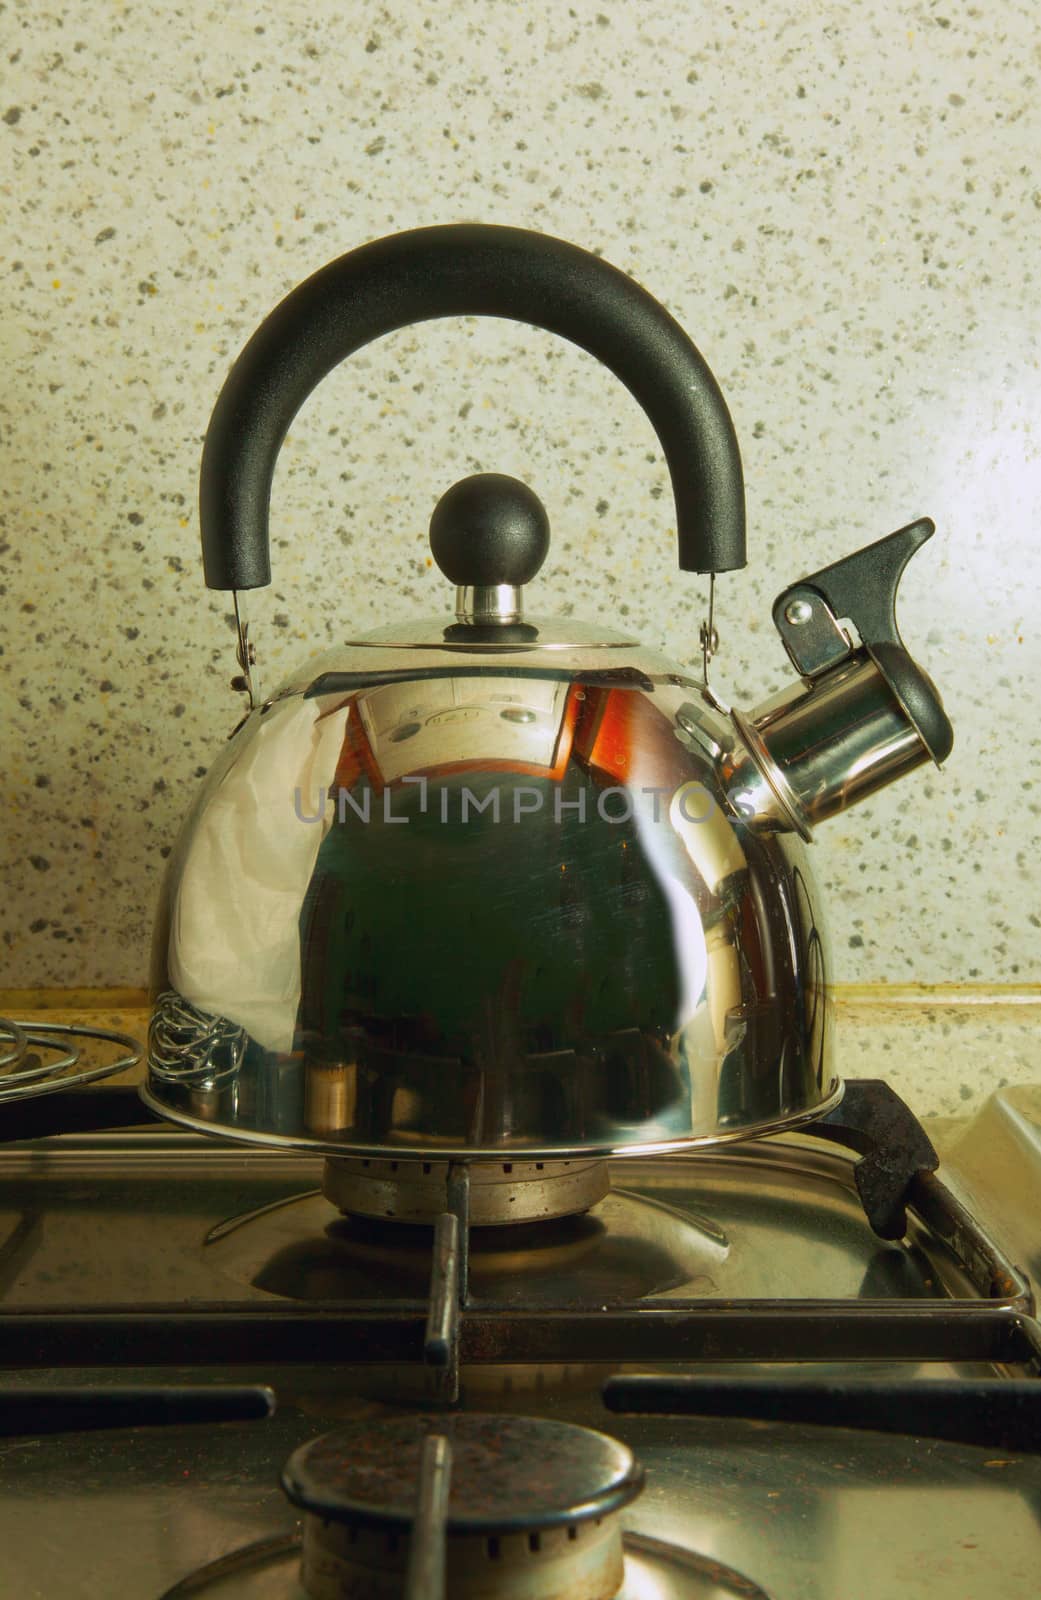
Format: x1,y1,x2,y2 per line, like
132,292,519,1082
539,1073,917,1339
0,1383,275,1436
603,1374,1041,1453
0,1302,1034,1368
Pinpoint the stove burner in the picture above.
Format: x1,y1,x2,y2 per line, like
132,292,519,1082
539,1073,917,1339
205,1187,729,1308
0,1018,140,1103
157,1531,772,1599
282,1413,643,1600
323,1154,610,1225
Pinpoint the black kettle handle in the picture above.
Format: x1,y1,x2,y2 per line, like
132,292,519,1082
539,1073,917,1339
199,224,746,590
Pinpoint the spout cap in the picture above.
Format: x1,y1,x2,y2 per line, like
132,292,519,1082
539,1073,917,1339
871,642,954,764
773,518,953,769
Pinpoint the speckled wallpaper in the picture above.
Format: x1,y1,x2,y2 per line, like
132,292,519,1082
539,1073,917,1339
1,0,1038,990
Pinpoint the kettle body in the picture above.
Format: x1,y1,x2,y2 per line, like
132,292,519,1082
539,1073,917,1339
144,224,950,1161
147,619,836,1156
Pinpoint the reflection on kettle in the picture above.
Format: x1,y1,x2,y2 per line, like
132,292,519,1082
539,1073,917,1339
153,662,828,1155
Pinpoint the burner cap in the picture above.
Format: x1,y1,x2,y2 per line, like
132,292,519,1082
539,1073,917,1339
322,1154,611,1226
282,1412,643,1534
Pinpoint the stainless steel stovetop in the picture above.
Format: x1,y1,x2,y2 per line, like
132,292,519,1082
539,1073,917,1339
1,1083,1040,1598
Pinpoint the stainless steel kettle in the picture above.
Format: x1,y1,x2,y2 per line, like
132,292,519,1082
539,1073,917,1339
145,225,952,1198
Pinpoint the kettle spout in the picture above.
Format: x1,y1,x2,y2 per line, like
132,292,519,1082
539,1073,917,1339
728,651,948,838
725,520,953,839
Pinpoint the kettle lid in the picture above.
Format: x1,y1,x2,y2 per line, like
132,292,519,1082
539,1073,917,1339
342,471,642,656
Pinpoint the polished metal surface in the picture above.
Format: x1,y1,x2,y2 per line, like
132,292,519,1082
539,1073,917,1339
423,1210,461,1389
147,629,837,1156
731,652,932,836
204,1182,731,1311
726,707,811,842
0,1126,1021,1316
2,1113,1041,1598
322,1155,611,1225
0,1015,79,1088
776,588,852,676
699,571,719,687
455,583,524,624
402,1434,452,1600
783,598,814,628
333,615,641,652
0,1018,140,1102
232,590,261,708
149,456,950,1166
934,1085,1041,1290
0,1016,28,1072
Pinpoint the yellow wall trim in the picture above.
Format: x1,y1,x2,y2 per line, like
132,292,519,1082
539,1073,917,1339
2,983,1039,1015
832,983,1041,1009
0,987,150,1012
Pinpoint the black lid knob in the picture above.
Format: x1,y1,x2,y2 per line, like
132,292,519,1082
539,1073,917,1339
429,474,550,587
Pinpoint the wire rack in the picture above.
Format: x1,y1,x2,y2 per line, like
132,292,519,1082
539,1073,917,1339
0,1018,140,1103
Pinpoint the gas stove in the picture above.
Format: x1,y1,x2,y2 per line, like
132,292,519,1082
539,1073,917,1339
1,1078,1040,1598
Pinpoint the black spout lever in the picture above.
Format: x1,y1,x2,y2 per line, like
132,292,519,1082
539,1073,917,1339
774,517,934,659
772,519,953,764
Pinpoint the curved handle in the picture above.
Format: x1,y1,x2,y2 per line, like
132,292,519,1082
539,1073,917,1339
199,224,746,589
